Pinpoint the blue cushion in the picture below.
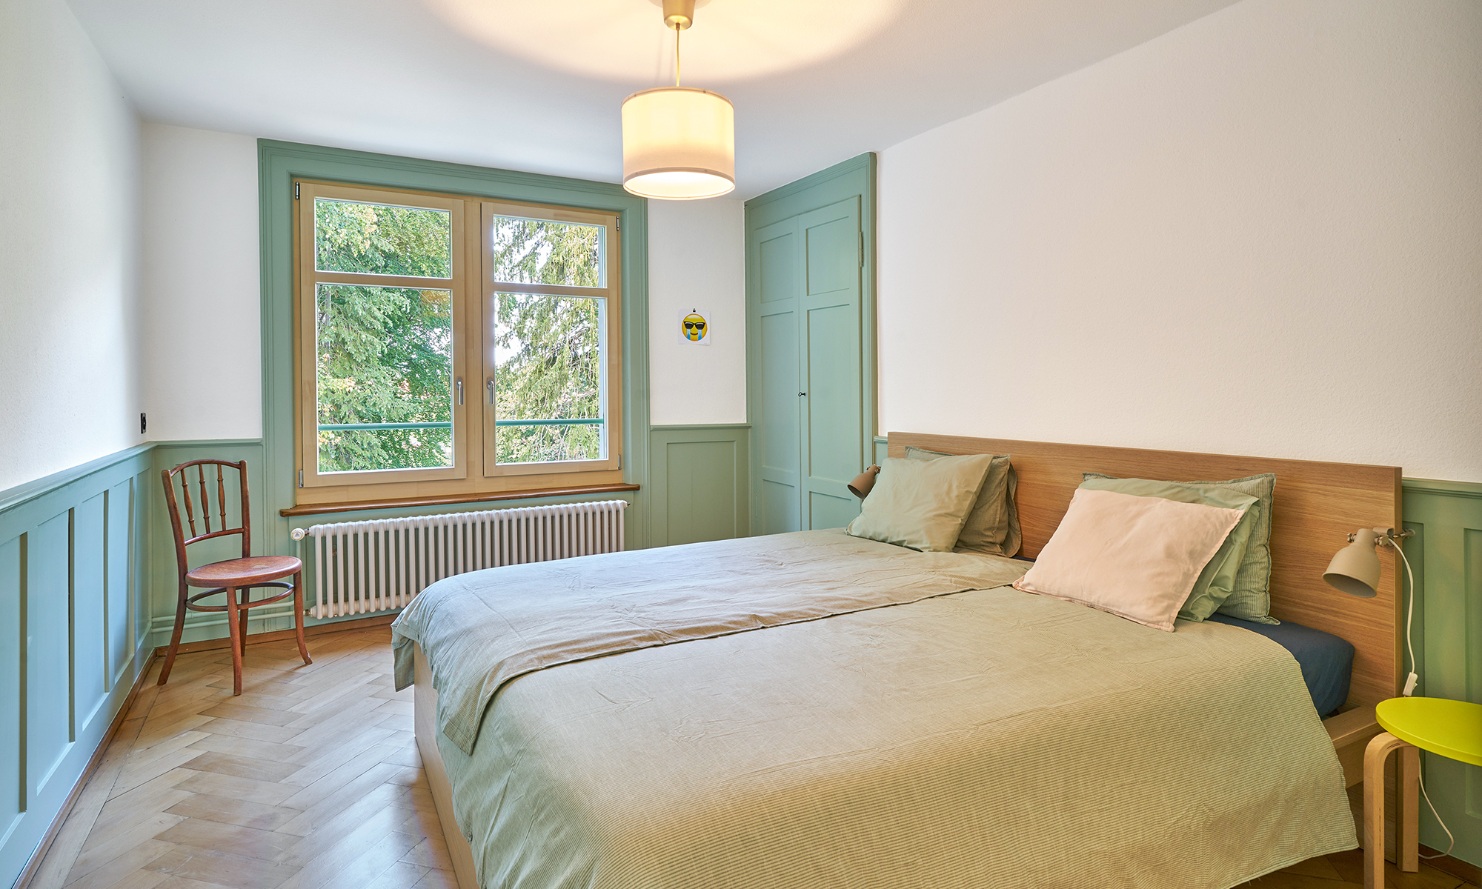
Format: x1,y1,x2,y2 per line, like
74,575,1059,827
1208,613,1354,718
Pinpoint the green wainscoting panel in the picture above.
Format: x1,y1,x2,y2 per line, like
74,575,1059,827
0,445,155,887
648,426,750,547
0,535,22,866
257,141,653,554
873,436,888,466
1403,478,1482,867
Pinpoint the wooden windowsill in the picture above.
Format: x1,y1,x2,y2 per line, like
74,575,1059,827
279,483,640,517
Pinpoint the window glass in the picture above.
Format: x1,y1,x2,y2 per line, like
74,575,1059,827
493,293,605,464
315,284,454,473
315,198,452,278
489,216,603,287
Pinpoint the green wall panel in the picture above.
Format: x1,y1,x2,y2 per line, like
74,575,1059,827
0,535,21,857
0,444,154,886
1403,478,1482,866
648,426,750,547
73,493,108,737
27,511,71,799
106,480,134,687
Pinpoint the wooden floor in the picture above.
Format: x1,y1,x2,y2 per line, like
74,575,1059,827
20,626,1477,889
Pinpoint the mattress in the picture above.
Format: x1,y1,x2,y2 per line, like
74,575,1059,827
1206,613,1355,718
394,530,1356,889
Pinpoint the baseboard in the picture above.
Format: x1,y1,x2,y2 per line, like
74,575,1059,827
1421,846,1481,885
11,649,157,889
152,612,397,657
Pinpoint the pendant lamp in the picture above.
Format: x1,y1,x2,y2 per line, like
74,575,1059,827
622,0,735,199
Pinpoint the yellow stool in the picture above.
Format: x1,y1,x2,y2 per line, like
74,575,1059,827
1363,696,1482,889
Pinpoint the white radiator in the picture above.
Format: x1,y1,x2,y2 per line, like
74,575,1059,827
294,500,628,619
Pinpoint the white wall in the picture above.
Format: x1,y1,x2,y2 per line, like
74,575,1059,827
0,0,141,493
647,199,748,426
878,0,1482,482
139,124,263,440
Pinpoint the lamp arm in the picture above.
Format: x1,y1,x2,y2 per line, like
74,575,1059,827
1349,527,1415,544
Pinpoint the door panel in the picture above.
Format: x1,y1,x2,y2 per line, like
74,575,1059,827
751,221,802,535
799,199,863,529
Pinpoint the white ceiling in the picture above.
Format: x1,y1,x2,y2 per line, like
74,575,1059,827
66,0,1239,198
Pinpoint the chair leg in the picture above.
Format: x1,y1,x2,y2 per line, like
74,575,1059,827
157,582,190,686
238,587,250,660
1364,731,1410,889
292,570,312,666
224,586,244,696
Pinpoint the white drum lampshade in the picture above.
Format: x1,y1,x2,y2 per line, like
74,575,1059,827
622,86,735,200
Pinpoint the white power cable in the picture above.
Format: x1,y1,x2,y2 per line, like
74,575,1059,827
1389,539,1455,859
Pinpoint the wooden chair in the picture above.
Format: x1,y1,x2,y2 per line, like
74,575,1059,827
159,459,311,694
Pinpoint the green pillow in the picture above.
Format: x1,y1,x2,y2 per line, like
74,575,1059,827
847,454,995,552
905,447,1021,556
1084,472,1277,624
1079,476,1257,621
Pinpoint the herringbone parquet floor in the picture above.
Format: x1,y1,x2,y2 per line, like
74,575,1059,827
24,627,456,889
20,626,1478,889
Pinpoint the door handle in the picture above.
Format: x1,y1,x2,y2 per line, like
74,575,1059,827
798,391,807,397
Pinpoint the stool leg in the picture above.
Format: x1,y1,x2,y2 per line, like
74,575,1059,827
1364,732,1409,889
292,570,312,666
157,581,189,686
224,586,243,696
238,586,250,660
1398,744,1419,872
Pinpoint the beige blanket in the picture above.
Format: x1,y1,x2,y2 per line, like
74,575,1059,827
391,529,1027,754
401,530,1356,889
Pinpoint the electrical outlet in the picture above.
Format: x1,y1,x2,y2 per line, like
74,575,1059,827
140,412,147,435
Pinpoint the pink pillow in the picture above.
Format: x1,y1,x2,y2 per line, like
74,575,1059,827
1012,488,1246,631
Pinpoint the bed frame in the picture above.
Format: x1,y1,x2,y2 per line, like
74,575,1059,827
414,433,1402,889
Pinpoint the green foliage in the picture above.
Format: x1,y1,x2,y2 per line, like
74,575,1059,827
490,216,605,465
313,201,608,474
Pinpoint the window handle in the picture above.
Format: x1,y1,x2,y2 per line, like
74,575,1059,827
456,378,464,406
486,379,495,404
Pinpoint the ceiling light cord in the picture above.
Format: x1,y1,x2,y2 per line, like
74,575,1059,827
674,23,682,87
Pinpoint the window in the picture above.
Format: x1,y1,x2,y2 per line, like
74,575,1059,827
294,182,623,504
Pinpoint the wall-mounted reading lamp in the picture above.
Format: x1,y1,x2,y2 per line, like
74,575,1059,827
1323,527,1418,694
1325,526,1461,855
848,465,880,500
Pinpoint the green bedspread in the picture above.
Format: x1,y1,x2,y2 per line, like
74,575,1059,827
393,529,1356,889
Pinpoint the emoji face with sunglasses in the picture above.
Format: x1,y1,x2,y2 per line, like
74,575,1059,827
682,312,708,342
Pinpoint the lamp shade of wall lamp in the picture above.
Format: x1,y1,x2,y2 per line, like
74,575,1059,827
848,465,880,500
622,87,735,199
621,0,735,200
1323,528,1385,598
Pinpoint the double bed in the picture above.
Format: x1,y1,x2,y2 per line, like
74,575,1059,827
393,433,1402,889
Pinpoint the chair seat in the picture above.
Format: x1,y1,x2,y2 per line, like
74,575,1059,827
187,555,303,588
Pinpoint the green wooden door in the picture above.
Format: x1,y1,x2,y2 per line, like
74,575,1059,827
749,200,864,533
751,217,803,535
798,198,864,530
746,154,876,537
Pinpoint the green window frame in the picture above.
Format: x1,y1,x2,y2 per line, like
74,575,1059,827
258,141,650,520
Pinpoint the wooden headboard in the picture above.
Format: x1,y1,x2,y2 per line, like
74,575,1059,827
889,432,1402,712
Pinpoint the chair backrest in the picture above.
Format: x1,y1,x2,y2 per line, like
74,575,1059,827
161,459,252,578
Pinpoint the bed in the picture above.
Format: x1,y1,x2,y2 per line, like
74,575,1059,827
394,433,1403,889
